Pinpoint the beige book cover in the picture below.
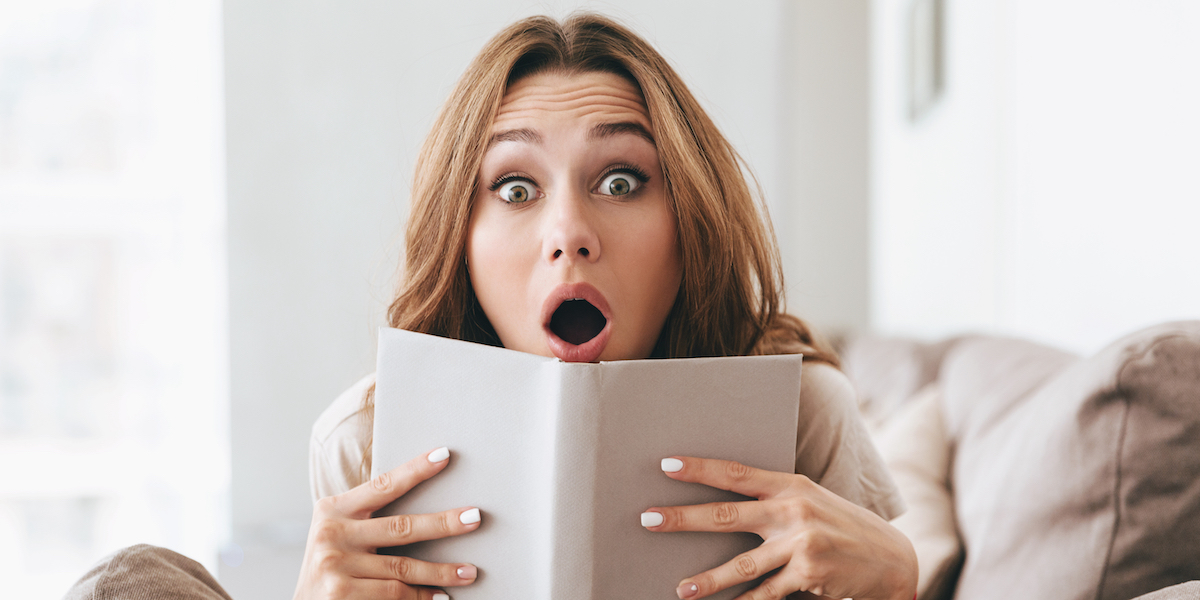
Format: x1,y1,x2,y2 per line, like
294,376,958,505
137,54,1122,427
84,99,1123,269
372,327,801,599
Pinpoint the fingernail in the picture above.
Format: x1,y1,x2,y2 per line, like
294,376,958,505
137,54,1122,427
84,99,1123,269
433,594,450,600
661,458,684,472
457,564,477,579
428,447,450,463
640,511,664,527
677,582,699,599
459,508,481,525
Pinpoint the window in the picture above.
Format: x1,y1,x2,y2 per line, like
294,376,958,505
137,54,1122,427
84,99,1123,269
0,1,227,596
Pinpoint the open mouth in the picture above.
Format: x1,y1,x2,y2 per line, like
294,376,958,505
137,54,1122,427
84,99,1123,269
549,299,608,345
542,283,613,363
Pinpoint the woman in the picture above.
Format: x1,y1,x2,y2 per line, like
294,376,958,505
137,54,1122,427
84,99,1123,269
302,13,916,600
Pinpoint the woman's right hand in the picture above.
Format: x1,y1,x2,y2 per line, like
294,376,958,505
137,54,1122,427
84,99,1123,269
294,447,481,600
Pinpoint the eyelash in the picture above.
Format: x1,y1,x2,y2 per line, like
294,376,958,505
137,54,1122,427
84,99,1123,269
487,165,651,195
599,164,651,185
488,172,534,191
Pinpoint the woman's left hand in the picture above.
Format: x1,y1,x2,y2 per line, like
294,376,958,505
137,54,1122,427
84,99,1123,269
641,456,917,600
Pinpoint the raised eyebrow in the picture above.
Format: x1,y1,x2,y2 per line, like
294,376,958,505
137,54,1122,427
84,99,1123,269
487,128,542,149
589,122,656,146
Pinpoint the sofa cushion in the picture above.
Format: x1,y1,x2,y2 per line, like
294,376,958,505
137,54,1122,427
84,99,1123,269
874,384,963,600
1130,581,1200,600
842,335,967,430
944,321,1200,600
844,335,978,599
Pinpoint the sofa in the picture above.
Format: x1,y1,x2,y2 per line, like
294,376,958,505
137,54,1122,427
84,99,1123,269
840,321,1200,600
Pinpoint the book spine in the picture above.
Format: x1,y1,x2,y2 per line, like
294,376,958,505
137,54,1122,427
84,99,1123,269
549,363,602,600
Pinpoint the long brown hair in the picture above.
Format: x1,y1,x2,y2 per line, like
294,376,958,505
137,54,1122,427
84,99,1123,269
360,13,838,475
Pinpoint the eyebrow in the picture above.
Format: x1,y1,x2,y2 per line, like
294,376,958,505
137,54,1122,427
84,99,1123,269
589,121,656,146
487,128,542,148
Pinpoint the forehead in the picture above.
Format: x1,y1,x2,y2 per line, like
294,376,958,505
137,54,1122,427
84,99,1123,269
492,71,651,132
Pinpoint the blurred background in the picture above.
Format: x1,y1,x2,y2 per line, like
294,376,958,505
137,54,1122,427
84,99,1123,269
1,0,1196,597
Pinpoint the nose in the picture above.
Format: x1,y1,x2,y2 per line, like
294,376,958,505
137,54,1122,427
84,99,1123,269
542,188,601,264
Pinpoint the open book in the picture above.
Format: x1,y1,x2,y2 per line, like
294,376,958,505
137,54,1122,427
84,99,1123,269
372,328,802,599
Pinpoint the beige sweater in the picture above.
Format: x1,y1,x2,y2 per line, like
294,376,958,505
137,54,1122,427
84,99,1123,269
309,361,904,521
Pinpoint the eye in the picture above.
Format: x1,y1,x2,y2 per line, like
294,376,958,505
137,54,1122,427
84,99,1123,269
598,172,642,197
497,179,538,204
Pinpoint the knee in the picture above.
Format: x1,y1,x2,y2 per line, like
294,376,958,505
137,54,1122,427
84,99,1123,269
64,544,231,600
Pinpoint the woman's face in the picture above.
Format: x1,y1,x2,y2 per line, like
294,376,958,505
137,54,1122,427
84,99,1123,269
466,70,681,362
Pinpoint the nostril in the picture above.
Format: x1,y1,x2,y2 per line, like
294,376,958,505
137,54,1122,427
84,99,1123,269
553,249,562,258
579,248,589,257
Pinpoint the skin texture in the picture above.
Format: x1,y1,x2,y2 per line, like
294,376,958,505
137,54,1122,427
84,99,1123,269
467,71,682,363
294,71,916,600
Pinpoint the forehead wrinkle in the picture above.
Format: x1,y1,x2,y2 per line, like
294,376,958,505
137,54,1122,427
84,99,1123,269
500,81,646,106
492,106,649,129
494,95,648,123
490,72,654,141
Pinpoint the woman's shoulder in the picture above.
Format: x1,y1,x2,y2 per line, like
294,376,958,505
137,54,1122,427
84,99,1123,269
799,360,857,411
795,360,905,520
309,373,375,502
311,373,376,445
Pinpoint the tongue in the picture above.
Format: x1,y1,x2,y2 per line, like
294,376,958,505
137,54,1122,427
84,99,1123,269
550,299,607,345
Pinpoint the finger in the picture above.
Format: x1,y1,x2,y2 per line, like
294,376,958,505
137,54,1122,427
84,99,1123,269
730,570,797,600
336,447,452,516
641,500,771,535
661,457,792,499
677,543,789,599
348,578,447,600
353,507,482,548
340,553,478,587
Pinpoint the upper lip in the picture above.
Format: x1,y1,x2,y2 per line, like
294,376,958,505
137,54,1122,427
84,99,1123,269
540,282,613,330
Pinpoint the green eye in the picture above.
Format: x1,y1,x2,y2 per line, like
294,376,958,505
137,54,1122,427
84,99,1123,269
599,172,641,196
498,180,535,203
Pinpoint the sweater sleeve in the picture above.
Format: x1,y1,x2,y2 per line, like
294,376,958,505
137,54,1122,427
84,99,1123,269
795,362,906,521
309,374,375,504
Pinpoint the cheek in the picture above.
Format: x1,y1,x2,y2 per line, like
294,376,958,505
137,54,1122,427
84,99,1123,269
623,206,682,324
650,220,682,309
466,207,513,300
466,202,540,338
647,198,681,277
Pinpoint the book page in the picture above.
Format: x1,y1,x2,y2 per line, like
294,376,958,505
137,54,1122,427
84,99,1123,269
372,328,801,599
373,328,559,597
580,356,801,599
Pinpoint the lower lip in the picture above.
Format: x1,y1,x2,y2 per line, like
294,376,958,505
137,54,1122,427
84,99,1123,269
545,321,612,363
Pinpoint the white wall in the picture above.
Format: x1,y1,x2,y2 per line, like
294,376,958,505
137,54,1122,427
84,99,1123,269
1001,0,1200,353
222,1,792,595
870,0,1008,341
779,0,872,333
870,0,1200,354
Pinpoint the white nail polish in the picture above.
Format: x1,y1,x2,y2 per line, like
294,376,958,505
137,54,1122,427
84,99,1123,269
641,511,664,527
459,508,481,525
433,594,450,600
428,447,450,463
661,458,684,472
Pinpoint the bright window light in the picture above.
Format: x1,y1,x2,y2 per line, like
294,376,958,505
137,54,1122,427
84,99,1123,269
0,1,228,597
